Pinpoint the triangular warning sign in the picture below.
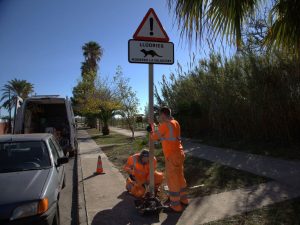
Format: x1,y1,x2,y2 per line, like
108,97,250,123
133,8,169,42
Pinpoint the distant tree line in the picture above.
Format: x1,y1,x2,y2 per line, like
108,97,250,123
72,42,139,137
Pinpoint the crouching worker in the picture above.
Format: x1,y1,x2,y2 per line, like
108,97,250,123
123,149,163,198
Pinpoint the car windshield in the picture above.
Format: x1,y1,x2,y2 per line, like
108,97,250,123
0,141,51,172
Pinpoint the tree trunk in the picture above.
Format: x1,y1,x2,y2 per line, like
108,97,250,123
130,127,135,139
126,117,135,139
102,120,110,135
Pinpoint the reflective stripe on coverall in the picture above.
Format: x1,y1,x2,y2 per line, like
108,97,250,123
123,153,163,198
151,119,188,212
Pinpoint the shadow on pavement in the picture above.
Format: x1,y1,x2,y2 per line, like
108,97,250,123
91,191,182,225
70,154,78,225
83,173,105,181
161,212,182,225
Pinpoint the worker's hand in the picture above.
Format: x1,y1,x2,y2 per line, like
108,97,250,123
129,174,136,181
128,166,134,174
146,124,152,133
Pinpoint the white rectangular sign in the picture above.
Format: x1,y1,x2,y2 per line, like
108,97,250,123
128,39,174,65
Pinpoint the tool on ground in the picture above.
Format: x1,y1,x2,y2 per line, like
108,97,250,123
134,192,167,215
95,155,103,174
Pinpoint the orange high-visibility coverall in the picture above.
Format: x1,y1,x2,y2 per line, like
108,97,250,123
151,119,188,212
123,153,163,198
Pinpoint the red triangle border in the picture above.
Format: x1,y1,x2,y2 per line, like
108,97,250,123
133,8,169,42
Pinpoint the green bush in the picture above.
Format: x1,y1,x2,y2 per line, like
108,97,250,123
156,52,300,144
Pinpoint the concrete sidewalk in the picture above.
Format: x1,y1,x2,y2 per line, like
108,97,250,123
109,126,147,138
178,181,300,224
78,129,180,225
77,129,300,225
183,141,300,187
110,126,300,187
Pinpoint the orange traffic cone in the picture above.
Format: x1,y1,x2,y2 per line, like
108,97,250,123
95,155,104,174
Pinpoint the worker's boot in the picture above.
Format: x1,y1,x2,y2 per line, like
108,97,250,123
180,188,189,206
169,196,183,212
180,198,189,206
169,202,183,212
180,194,189,206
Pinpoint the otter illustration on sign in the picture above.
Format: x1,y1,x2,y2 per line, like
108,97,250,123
140,49,162,57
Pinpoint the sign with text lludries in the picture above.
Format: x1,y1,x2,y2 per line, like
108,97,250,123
128,40,174,65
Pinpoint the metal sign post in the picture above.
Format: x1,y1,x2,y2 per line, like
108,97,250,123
129,8,174,201
148,63,155,196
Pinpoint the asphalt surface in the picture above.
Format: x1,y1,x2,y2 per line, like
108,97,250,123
59,155,78,225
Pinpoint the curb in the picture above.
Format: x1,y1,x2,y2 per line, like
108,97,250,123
77,148,88,225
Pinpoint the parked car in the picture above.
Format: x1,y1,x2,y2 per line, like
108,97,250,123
0,133,68,225
14,95,78,157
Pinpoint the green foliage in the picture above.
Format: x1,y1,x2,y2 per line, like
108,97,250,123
265,0,300,56
169,0,300,55
72,41,103,120
156,51,300,143
82,41,103,74
113,66,140,138
94,83,122,135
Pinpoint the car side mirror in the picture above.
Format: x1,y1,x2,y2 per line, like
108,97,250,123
57,157,68,166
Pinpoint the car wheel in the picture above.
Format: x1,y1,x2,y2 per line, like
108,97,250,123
52,204,60,225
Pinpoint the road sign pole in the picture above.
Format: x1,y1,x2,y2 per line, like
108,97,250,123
148,63,155,196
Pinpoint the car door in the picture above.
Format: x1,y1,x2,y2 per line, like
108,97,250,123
48,138,64,192
51,137,64,159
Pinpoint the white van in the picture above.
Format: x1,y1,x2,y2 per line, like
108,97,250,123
14,95,78,156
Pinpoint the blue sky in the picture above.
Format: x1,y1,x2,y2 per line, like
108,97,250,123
0,0,224,115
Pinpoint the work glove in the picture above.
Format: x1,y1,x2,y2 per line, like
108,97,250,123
129,174,136,181
146,124,152,133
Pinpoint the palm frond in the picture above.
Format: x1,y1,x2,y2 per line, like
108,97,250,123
265,0,300,56
168,0,259,49
0,78,34,108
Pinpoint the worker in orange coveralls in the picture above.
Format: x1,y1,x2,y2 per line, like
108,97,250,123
147,106,188,212
123,149,164,198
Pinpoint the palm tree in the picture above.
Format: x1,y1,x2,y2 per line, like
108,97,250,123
265,0,300,56
82,41,103,73
1,79,34,133
1,79,34,110
168,0,300,55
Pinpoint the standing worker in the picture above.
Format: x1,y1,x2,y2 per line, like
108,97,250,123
147,106,188,212
124,149,163,198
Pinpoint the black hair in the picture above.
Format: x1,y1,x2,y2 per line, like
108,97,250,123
159,106,171,117
140,149,149,157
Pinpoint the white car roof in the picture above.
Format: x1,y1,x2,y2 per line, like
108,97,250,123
0,133,52,142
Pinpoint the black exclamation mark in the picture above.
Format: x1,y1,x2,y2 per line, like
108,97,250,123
150,18,154,36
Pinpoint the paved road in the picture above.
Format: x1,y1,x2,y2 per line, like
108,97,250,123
59,156,78,225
